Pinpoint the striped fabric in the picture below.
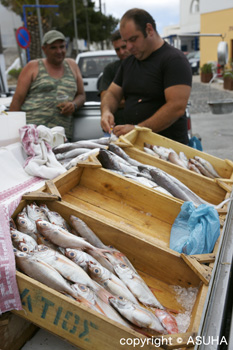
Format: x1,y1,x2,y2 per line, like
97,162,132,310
22,59,77,139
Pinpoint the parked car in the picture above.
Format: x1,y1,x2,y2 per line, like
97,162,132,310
187,50,200,75
76,50,118,102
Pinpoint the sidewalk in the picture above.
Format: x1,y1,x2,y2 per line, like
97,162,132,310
189,75,233,114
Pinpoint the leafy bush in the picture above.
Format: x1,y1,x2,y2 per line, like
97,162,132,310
223,70,233,80
200,63,212,74
8,68,22,79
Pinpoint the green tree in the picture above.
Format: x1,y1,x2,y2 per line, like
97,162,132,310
1,0,119,44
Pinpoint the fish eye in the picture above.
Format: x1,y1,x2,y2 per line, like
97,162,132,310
94,268,100,274
120,263,126,268
118,296,124,300
22,246,29,252
69,251,75,257
79,285,87,291
12,233,17,238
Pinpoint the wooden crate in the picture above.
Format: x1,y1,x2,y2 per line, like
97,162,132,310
0,312,38,350
11,198,208,350
116,128,233,206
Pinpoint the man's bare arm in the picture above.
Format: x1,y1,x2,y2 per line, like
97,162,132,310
113,85,191,137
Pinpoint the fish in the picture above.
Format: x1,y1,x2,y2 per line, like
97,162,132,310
14,250,78,299
144,143,173,160
36,220,110,257
26,202,48,222
9,218,17,230
189,158,215,178
71,284,131,328
113,263,165,310
179,152,189,168
124,174,158,188
53,140,107,155
168,151,188,169
65,248,101,272
65,148,100,170
108,143,141,167
154,308,178,334
69,215,106,249
194,156,220,178
109,296,166,334
46,210,70,231
144,147,159,157
188,161,202,174
97,149,139,175
87,261,139,304
16,210,37,241
144,166,194,203
55,148,92,161
11,228,38,253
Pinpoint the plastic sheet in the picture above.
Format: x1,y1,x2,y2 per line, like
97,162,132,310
170,201,220,255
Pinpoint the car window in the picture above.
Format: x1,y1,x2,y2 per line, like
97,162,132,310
78,55,118,78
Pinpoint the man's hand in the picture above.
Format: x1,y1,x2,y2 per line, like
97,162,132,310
101,112,115,134
58,101,76,116
113,124,135,137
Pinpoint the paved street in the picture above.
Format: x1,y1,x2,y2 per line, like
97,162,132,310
189,75,233,161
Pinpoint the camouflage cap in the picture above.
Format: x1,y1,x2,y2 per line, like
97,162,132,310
42,30,66,45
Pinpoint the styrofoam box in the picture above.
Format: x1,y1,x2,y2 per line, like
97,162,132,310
0,112,26,146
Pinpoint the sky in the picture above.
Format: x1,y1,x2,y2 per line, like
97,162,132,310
94,0,180,36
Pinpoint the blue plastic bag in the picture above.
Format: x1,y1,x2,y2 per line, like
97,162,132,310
188,136,203,151
170,202,220,255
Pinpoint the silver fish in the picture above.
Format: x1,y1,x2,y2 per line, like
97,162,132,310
144,147,159,157
70,215,106,249
14,250,78,298
88,261,139,304
53,141,107,155
36,220,109,257
65,148,100,170
109,296,166,334
189,158,215,178
108,143,141,167
65,248,100,272
98,149,138,175
26,202,48,222
11,228,38,253
56,148,92,160
46,210,70,231
113,263,164,310
168,151,188,169
16,210,37,241
71,284,130,328
179,152,189,168
194,156,220,178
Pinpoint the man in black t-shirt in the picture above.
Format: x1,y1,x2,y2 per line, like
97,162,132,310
101,8,192,144
99,30,130,125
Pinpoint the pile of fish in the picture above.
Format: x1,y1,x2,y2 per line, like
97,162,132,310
53,136,117,170
144,143,221,179
11,202,179,335
97,144,230,210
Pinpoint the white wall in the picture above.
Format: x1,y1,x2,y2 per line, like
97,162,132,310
180,0,200,33
0,3,23,48
200,0,233,14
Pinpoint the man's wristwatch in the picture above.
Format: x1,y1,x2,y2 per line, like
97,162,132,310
73,102,78,111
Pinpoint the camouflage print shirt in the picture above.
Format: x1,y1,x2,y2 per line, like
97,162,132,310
21,59,77,140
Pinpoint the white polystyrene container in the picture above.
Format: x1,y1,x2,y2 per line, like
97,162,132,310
0,111,26,146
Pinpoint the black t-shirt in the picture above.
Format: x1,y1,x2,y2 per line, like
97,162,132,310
114,42,192,144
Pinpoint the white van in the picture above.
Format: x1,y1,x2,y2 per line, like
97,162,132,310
76,50,118,102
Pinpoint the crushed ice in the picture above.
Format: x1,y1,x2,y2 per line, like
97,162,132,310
172,285,199,333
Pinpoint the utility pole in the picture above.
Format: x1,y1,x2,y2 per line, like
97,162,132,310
72,0,79,56
99,0,104,50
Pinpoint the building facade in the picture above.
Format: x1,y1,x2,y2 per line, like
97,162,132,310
163,0,233,69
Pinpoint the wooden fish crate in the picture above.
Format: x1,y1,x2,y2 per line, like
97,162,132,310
117,127,233,207
11,197,209,350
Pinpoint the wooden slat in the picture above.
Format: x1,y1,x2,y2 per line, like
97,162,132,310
46,180,62,199
191,253,216,264
22,192,60,201
181,254,212,285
